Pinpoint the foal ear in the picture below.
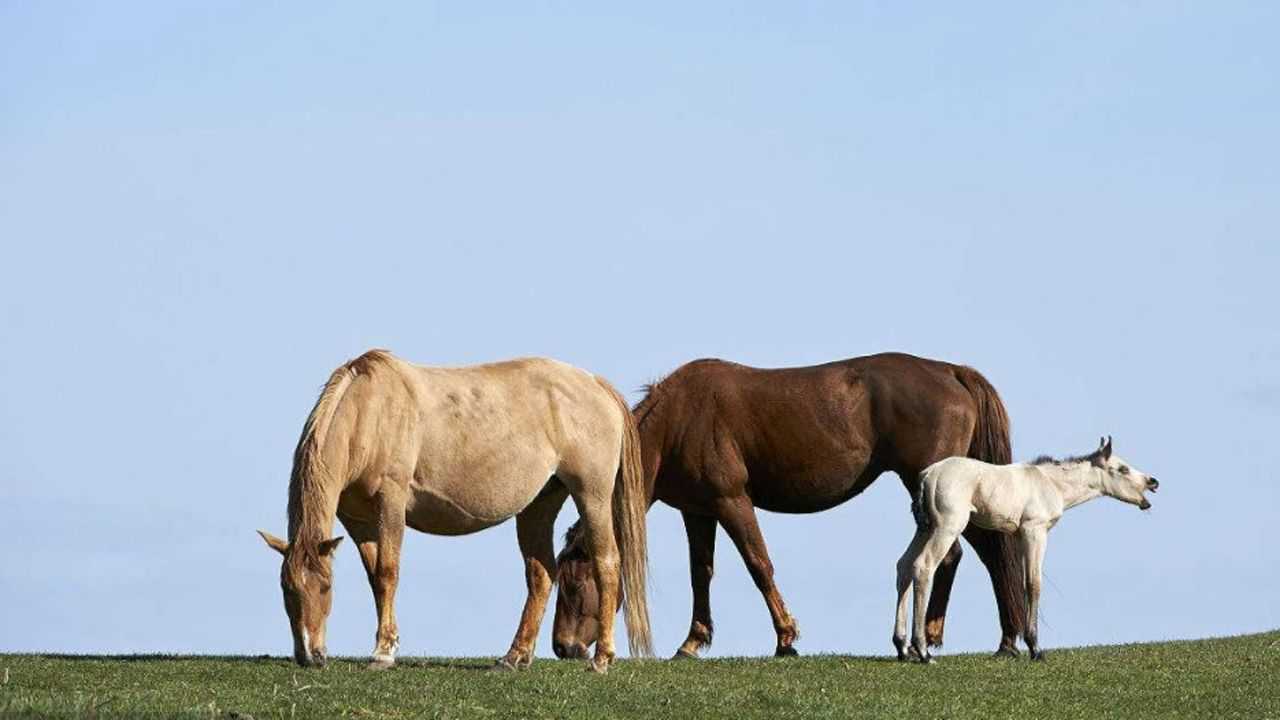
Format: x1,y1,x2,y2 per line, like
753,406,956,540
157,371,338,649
1102,435,1113,460
318,536,345,557
257,530,289,556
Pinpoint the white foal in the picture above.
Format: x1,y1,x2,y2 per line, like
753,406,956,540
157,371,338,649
893,436,1158,662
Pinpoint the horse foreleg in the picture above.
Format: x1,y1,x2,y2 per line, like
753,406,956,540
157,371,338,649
1021,526,1048,661
717,496,799,657
675,511,717,659
496,483,568,671
342,483,407,669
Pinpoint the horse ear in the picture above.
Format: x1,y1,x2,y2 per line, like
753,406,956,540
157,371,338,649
258,530,289,556
318,536,345,557
1102,436,1113,460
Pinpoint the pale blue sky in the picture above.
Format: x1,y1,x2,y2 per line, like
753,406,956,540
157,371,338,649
1,3,1276,659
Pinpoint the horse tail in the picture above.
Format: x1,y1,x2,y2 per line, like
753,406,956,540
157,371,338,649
952,365,1012,465
594,376,653,658
952,364,1027,641
287,350,391,543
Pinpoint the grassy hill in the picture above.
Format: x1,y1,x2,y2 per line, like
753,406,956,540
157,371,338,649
2,631,1276,719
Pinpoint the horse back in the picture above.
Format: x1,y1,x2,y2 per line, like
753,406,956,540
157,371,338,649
644,354,984,513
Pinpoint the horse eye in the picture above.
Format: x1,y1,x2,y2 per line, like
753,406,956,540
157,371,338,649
1118,466,1129,475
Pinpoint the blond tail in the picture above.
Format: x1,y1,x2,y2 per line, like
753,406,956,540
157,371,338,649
595,377,653,658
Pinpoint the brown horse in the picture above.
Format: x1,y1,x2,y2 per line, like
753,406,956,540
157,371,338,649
551,352,1026,659
258,350,651,672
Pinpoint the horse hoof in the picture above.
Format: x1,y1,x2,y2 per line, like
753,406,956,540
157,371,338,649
586,658,610,674
490,658,518,673
672,649,699,660
774,646,799,658
1030,650,1047,662
993,646,1020,659
367,657,395,671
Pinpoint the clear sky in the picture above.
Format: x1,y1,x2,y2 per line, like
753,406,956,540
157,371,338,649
2,2,1276,660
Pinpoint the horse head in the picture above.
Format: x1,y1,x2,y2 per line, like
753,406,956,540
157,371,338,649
258,530,344,666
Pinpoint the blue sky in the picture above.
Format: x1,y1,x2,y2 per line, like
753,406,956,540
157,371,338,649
1,2,1276,659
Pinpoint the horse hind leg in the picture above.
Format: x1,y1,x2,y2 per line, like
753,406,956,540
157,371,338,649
496,480,569,671
924,540,963,647
674,511,717,659
716,496,800,657
567,481,622,674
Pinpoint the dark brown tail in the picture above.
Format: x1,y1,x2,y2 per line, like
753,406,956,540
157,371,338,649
953,365,1027,644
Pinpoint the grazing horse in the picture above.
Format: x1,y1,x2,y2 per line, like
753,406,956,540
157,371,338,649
551,353,1027,659
258,350,651,672
894,436,1158,662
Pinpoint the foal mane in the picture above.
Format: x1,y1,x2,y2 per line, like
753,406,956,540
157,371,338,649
1031,449,1101,466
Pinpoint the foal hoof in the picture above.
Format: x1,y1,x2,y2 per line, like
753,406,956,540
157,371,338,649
774,645,799,658
672,648,699,660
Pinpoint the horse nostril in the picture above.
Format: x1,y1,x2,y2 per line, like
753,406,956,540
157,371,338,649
1148,478,1159,490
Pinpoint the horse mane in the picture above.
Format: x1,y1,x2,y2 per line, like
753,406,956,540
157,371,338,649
287,349,394,567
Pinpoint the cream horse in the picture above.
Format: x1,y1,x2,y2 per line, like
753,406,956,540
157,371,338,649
893,437,1158,662
258,350,651,672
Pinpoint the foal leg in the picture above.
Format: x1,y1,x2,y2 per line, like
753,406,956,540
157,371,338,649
1021,525,1049,661
496,482,569,671
894,529,928,661
717,496,800,657
911,527,962,663
674,511,717,659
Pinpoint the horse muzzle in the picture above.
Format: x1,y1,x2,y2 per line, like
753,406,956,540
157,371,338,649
553,641,589,659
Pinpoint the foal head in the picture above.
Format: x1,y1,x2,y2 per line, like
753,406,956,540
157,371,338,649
551,522,602,659
257,530,345,667
1090,436,1159,510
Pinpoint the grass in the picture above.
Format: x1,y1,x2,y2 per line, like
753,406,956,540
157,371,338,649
1,631,1277,719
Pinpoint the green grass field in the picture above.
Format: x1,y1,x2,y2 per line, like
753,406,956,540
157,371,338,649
2,631,1276,719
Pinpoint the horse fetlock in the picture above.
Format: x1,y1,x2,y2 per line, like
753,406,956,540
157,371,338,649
586,653,613,674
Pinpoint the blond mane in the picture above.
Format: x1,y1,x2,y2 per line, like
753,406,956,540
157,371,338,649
286,349,394,565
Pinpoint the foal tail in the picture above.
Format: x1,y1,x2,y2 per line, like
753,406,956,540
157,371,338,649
594,377,654,658
952,364,1027,641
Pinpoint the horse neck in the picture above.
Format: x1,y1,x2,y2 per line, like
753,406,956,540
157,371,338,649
1041,463,1103,510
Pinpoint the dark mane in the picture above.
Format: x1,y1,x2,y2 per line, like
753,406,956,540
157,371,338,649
632,380,666,431
1032,450,1101,466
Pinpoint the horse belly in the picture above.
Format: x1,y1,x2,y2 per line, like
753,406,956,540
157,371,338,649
749,470,873,514
405,458,558,536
